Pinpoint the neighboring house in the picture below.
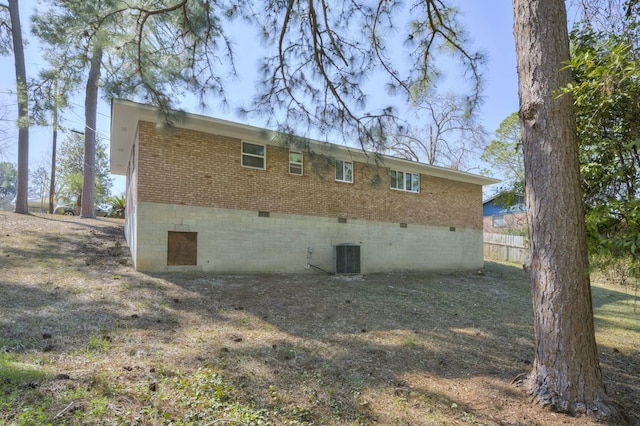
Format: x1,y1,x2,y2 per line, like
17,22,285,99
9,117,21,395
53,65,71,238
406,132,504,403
110,99,499,274
482,194,527,233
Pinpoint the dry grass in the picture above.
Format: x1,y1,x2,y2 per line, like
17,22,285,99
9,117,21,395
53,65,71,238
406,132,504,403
0,211,638,425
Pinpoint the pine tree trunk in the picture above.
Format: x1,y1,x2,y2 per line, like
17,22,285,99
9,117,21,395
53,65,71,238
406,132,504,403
80,46,102,219
48,82,58,215
512,0,625,421
8,0,29,215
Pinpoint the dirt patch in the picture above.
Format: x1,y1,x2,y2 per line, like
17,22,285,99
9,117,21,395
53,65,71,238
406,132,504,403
0,211,638,425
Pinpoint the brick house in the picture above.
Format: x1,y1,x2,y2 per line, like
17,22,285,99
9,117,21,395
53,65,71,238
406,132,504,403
110,99,499,273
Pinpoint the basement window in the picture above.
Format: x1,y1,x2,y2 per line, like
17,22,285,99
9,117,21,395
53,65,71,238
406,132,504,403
167,231,197,265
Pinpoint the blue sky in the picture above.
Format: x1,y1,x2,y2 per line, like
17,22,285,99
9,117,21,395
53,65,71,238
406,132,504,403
0,0,518,197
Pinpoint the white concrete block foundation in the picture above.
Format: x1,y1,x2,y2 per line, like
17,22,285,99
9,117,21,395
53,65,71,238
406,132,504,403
130,202,484,273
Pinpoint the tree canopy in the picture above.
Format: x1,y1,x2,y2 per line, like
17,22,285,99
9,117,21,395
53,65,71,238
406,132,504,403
55,132,112,206
386,93,487,171
31,0,238,118
0,161,16,200
565,27,640,270
250,0,484,149
481,112,524,199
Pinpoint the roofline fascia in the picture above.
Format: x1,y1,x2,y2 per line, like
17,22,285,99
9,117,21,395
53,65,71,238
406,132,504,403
110,99,500,186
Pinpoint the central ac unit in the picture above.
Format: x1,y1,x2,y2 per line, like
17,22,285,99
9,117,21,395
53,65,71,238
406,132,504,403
335,244,361,274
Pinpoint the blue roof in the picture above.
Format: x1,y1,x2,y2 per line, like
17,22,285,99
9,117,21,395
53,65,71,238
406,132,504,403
483,195,526,216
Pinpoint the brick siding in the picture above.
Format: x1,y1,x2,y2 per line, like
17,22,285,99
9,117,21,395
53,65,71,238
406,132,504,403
136,121,483,230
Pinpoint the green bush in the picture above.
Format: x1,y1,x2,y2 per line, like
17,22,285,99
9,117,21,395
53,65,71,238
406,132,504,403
106,194,125,218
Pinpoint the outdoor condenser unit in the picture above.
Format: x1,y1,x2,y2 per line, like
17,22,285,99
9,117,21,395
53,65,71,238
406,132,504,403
334,244,361,274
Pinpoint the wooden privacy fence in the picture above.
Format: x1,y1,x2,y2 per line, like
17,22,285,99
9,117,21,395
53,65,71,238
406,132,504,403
483,233,529,264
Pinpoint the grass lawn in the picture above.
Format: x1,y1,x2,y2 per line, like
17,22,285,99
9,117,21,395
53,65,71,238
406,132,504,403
0,211,638,425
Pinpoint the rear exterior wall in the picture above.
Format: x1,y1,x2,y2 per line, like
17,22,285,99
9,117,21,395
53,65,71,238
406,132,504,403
135,121,483,230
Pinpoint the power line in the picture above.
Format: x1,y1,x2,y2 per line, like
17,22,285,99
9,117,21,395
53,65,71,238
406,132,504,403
68,100,112,119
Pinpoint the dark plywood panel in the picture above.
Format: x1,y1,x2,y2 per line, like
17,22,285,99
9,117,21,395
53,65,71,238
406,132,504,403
167,231,197,265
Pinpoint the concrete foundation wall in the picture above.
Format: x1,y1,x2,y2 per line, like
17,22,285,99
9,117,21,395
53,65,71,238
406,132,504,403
133,202,484,273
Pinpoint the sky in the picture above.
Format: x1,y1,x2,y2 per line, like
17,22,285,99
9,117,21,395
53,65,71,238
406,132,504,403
0,0,519,198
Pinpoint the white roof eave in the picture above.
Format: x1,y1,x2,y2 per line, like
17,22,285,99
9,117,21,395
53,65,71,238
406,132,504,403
110,99,500,187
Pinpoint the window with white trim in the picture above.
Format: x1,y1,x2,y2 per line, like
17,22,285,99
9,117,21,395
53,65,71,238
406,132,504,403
335,160,353,183
390,170,419,192
241,141,265,169
289,151,303,175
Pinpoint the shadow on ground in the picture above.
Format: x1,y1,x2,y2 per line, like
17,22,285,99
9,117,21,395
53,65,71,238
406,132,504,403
1,212,638,425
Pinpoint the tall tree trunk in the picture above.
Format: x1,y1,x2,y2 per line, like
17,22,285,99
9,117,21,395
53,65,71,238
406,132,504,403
512,0,624,421
48,81,58,215
80,46,102,219
8,0,29,214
